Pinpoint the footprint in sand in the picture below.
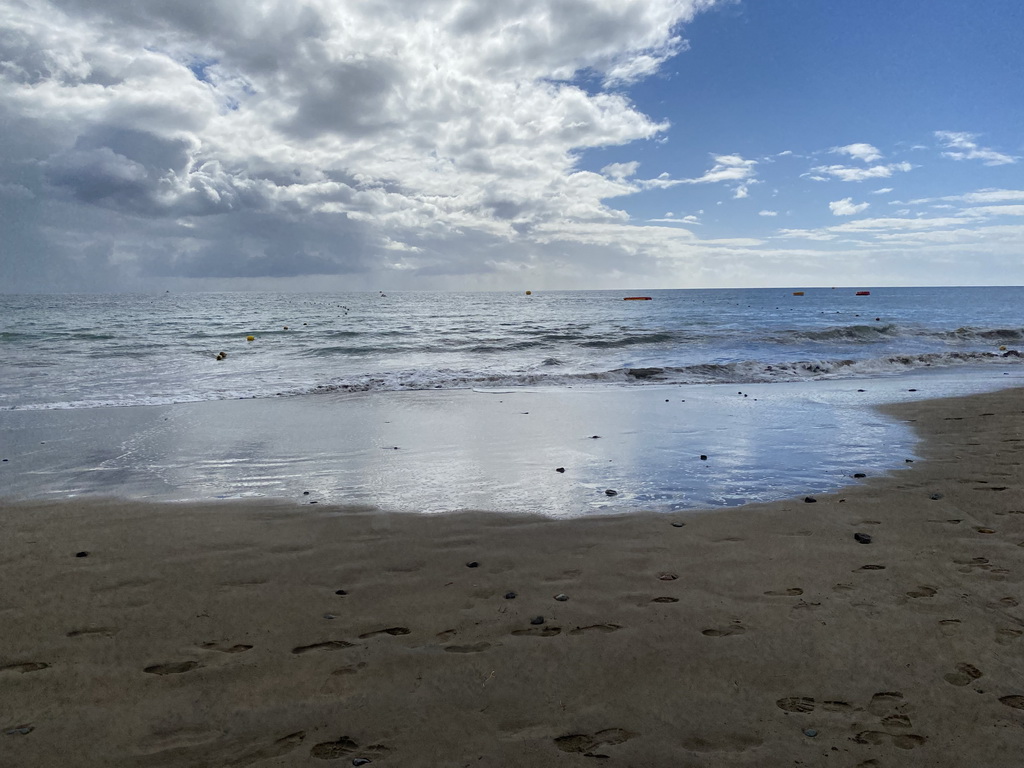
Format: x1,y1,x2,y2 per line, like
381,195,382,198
292,640,357,655
554,728,635,757
776,697,815,713
996,628,1023,645
224,732,306,765
882,714,913,728
144,661,200,675
651,596,679,603
444,642,491,653
702,621,746,637
200,642,253,653
358,627,410,639
569,624,622,635
867,692,908,716
853,731,927,750
511,626,561,637
906,586,937,598
764,588,803,596
943,662,983,686
999,695,1024,710
310,736,389,761
0,662,49,674
998,596,1020,606
66,627,117,638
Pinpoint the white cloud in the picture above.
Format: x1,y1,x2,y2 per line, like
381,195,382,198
0,0,728,289
601,161,641,181
758,210,777,216
680,154,758,185
935,131,1018,166
831,143,882,163
829,198,870,216
871,187,893,195
810,163,912,182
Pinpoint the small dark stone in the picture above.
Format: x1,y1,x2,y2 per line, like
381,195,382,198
671,521,685,528
2,458,7,462
930,493,944,500
804,497,817,503
75,551,88,557
590,435,601,439
554,593,568,601
335,590,348,596
309,500,318,504
504,592,517,600
530,616,545,625
555,467,565,473
353,760,371,767
700,455,707,461
804,728,818,738
303,491,310,495
857,389,866,392
905,459,914,463
854,533,873,544
908,388,917,392
604,489,618,496
466,561,479,568
853,473,866,478
4,725,33,736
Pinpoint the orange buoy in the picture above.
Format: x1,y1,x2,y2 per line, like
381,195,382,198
623,296,652,301
855,291,870,296
246,335,255,341
792,291,804,296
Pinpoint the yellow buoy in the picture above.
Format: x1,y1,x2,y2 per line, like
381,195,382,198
525,290,532,295
246,335,255,341
1000,345,1007,351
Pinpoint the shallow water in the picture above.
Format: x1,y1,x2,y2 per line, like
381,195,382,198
2,368,1019,515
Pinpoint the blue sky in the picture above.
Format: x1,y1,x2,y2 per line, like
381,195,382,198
1,0,1021,291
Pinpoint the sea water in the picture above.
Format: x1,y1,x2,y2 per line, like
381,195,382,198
1,287,1021,513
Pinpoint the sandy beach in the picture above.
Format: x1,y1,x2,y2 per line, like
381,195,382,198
2,387,1022,766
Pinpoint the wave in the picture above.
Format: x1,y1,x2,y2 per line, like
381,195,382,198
4,349,1019,412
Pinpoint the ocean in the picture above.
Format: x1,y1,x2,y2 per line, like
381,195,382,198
1,287,1021,513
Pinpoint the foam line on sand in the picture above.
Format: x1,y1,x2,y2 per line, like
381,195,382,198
1,387,1022,767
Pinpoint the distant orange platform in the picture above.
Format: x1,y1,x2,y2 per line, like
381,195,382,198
856,291,871,296
623,296,653,301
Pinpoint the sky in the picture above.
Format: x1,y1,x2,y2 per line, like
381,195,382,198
1,0,1022,292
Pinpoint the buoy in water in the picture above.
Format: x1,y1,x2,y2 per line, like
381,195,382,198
792,291,804,296
623,296,652,301
283,326,288,330
855,291,870,296
525,290,532,295
246,335,255,341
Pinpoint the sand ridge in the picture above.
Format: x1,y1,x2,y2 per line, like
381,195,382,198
1,387,1022,766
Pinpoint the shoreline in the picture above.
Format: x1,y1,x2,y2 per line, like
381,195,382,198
1,387,1022,766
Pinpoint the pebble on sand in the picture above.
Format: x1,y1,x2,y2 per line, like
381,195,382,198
466,561,479,568
555,467,565,473
671,521,685,528
335,590,348,596
700,455,707,460
530,616,545,625
804,497,817,503
854,533,873,544
75,551,89,557
505,592,517,599
853,473,866,478
554,593,569,601
804,729,818,738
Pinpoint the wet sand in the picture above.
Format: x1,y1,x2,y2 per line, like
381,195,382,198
1,387,1022,767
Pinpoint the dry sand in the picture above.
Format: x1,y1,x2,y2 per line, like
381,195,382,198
1,387,1022,767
